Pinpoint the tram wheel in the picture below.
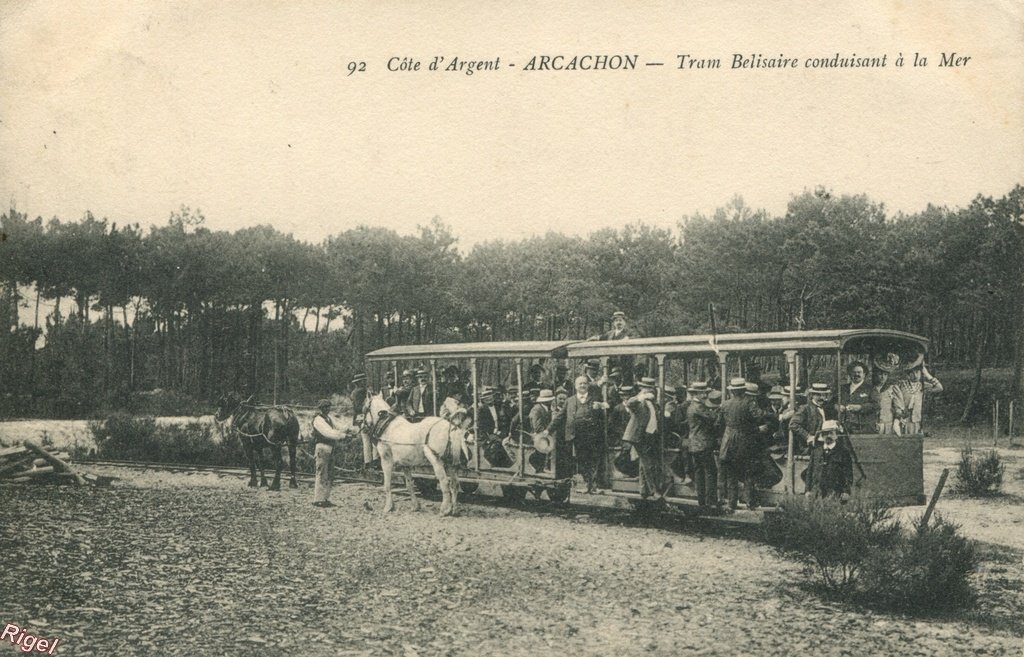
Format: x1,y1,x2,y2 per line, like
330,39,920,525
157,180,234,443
501,485,528,503
546,485,571,505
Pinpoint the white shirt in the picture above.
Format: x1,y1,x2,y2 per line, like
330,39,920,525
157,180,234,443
312,414,345,440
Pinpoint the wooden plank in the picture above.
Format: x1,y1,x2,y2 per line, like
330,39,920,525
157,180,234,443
24,440,86,486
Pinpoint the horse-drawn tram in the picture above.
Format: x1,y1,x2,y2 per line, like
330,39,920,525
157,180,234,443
364,329,929,512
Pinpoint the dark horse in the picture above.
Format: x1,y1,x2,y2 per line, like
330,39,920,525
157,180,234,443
214,392,299,490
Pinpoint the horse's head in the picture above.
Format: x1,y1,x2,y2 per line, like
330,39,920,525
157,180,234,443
214,392,242,422
361,393,392,430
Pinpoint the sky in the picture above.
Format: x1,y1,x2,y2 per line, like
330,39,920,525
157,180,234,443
1,0,1022,250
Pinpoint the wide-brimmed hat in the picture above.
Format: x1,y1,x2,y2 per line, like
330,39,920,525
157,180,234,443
351,372,367,384
744,382,760,395
727,377,747,390
783,384,805,397
808,383,832,396
664,385,676,395
637,377,657,389
618,384,635,395
532,431,554,454
415,369,428,378
705,390,723,408
817,419,840,434
317,398,332,410
584,359,600,371
535,389,555,403
687,380,709,393
401,369,413,377
768,385,785,401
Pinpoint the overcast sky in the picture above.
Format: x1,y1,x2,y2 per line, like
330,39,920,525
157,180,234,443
2,0,1021,249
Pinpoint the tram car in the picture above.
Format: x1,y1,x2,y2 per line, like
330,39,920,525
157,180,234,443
363,329,929,510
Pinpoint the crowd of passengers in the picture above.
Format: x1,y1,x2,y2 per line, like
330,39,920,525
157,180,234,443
351,315,942,514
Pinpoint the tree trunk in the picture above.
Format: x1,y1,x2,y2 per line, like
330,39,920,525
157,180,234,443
960,315,988,424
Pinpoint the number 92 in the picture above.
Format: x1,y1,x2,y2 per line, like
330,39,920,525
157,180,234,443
347,61,367,75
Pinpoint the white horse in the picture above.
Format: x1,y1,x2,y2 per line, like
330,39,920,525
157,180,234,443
361,393,472,516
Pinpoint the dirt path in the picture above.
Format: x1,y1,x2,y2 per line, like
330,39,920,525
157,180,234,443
1,465,1021,657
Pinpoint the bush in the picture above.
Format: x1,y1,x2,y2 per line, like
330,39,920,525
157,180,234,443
764,496,978,612
954,446,1004,496
763,495,902,592
89,413,246,466
859,514,977,611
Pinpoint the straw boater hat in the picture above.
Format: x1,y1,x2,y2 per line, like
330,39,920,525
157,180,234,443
705,390,723,408
618,384,635,395
728,377,747,390
609,366,623,379
687,380,709,393
638,377,657,389
533,431,554,454
783,384,805,398
808,383,832,396
664,385,676,396
415,368,428,378
817,419,840,434
612,310,626,319
535,389,555,403
744,382,760,395
351,372,367,384
768,385,785,401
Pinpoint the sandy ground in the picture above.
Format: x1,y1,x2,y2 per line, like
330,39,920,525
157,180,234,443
2,448,1023,656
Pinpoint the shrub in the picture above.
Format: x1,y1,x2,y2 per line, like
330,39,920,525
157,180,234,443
954,446,1004,496
858,514,977,611
763,495,902,592
764,496,979,613
89,414,246,466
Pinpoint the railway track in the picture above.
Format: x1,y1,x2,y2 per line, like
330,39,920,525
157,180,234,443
74,458,763,530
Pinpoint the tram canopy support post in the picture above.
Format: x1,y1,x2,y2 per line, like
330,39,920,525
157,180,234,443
656,353,667,493
785,350,798,494
470,358,480,472
430,359,438,417
516,358,525,477
718,351,728,398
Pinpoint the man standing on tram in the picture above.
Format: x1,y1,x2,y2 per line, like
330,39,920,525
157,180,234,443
547,375,609,494
839,361,878,433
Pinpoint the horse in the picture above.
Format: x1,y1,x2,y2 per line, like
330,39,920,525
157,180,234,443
360,393,472,516
214,392,299,491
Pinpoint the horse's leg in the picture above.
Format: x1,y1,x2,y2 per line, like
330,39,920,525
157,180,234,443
288,438,298,489
405,467,420,512
380,446,395,513
256,446,269,488
269,443,282,491
447,464,460,517
422,445,452,516
244,439,258,488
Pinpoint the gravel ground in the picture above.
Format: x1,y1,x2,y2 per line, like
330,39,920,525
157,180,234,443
1,462,1022,657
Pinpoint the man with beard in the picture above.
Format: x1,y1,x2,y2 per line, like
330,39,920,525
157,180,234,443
548,375,609,493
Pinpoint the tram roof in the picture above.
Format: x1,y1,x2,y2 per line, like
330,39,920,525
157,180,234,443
365,340,575,362
564,329,929,358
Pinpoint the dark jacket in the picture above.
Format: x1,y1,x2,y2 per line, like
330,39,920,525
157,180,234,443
791,401,836,446
841,383,879,434
548,391,604,444
720,395,767,462
688,403,723,453
477,403,512,437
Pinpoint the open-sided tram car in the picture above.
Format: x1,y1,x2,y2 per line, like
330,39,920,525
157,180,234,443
365,329,929,509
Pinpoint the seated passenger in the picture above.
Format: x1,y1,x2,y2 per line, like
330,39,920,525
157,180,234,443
839,361,879,434
872,369,896,434
892,365,943,435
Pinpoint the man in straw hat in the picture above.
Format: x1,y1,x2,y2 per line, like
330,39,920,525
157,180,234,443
623,377,665,502
528,389,556,472
311,398,346,508
405,368,433,419
720,379,770,511
689,389,725,511
790,383,836,454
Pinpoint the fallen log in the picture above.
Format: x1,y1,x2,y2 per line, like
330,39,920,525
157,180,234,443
0,446,29,459
32,454,70,467
0,460,31,478
24,440,85,486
